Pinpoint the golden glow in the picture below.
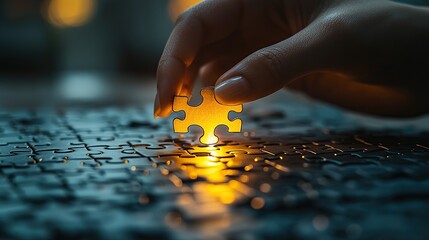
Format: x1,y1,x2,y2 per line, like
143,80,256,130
135,141,283,228
45,0,95,27
229,180,254,196
189,171,198,179
205,167,228,183
199,183,237,204
206,135,219,145
265,159,289,172
138,194,150,205
239,175,249,183
168,0,204,22
164,212,182,228
259,183,271,193
243,131,256,137
159,149,255,205
244,164,253,171
173,88,242,144
160,167,170,175
169,174,183,187
250,197,265,210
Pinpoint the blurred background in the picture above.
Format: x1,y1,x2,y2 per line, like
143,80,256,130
0,0,427,107
0,0,202,107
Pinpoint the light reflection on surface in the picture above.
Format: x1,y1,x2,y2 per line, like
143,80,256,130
140,143,271,210
185,166,231,201
150,145,260,236
175,155,250,204
134,140,277,236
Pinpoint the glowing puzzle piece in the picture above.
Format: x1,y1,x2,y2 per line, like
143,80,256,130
173,87,242,144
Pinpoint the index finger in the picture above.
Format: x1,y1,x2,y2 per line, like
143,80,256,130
155,0,242,117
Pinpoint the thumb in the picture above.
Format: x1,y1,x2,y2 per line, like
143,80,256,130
214,23,335,105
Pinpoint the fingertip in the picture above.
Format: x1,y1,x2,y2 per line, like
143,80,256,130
153,93,161,119
157,93,173,117
155,88,174,118
214,76,250,105
158,105,173,117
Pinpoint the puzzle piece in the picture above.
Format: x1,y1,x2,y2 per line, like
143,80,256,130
173,88,242,144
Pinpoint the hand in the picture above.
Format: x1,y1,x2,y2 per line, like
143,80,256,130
155,0,429,118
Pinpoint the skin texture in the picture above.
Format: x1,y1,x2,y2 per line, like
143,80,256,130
155,0,429,118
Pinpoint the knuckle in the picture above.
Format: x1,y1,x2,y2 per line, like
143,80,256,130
320,11,355,40
316,11,358,65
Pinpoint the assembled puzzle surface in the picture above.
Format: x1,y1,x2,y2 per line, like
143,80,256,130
173,87,242,144
1,105,429,239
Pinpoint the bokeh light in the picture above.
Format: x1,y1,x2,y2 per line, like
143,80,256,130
45,0,96,27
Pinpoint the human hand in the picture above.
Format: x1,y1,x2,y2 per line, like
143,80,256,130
155,0,429,118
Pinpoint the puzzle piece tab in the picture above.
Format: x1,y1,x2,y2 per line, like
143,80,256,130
173,88,242,144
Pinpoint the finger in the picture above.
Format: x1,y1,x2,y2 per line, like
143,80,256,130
199,56,246,87
156,0,242,117
199,60,236,87
214,21,334,105
178,63,198,96
180,34,263,96
286,72,415,117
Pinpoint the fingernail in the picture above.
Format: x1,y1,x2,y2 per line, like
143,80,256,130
215,76,250,104
154,94,161,119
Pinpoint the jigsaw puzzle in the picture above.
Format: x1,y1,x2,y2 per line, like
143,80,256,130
172,87,242,144
1,107,429,240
